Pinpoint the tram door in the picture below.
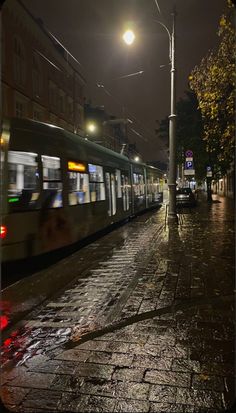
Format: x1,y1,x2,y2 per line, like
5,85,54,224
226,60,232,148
105,172,116,216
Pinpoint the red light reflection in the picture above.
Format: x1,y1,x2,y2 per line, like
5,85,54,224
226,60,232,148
0,315,9,330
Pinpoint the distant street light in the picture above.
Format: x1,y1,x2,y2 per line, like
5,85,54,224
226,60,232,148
86,122,97,134
123,9,178,224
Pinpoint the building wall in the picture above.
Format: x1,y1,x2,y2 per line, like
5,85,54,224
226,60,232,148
212,166,235,199
1,0,86,135
84,103,127,153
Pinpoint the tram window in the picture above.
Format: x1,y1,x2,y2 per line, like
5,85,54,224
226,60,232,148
121,174,130,211
88,163,105,202
147,177,152,202
68,171,90,205
111,173,116,215
42,155,62,208
140,174,145,195
153,177,160,201
133,173,144,196
147,175,159,202
116,169,122,198
7,151,40,211
133,173,139,196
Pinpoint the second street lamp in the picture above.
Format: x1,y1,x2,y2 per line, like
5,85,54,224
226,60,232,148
123,9,178,224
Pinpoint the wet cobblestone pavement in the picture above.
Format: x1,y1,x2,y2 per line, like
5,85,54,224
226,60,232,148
1,193,235,412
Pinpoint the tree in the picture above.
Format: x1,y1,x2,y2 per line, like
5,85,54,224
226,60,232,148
189,0,235,177
156,90,207,182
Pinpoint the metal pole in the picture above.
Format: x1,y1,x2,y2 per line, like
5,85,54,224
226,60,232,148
168,8,178,223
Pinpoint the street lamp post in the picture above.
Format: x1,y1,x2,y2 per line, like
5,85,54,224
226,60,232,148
167,9,178,223
123,10,178,224
155,10,177,223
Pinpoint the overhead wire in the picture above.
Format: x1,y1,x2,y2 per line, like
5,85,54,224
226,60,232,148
29,10,167,156
154,0,162,17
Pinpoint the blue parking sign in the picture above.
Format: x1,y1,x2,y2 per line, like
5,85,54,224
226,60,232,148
185,160,193,169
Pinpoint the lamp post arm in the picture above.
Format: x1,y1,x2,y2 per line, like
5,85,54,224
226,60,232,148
153,19,172,61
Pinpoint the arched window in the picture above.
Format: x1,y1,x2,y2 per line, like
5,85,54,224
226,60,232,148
13,36,25,85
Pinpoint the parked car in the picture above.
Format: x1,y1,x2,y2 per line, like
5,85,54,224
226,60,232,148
176,187,196,207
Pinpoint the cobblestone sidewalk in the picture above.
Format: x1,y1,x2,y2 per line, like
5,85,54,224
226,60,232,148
1,194,235,412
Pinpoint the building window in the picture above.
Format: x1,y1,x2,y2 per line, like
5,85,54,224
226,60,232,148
59,119,67,130
33,109,42,121
2,28,6,70
49,113,58,127
67,96,74,121
16,101,24,118
33,103,44,122
32,53,42,98
59,89,65,114
76,104,84,130
13,36,25,86
49,80,57,111
14,93,28,118
2,86,8,117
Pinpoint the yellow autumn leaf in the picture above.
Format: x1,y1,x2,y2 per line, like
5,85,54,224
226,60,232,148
199,374,210,381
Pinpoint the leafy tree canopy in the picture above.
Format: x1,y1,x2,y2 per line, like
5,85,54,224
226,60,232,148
189,0,235,176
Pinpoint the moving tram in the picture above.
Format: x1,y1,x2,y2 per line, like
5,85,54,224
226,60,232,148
0,118,163,262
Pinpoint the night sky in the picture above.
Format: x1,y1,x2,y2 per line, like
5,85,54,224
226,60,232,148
21,0,228,162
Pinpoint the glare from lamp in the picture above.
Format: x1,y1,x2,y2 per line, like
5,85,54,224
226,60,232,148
123,30,135,45
87,122,97,133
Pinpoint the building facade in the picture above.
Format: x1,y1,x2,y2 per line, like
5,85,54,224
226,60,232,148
212,163,235,199
1,0,86,135
84,103,129,154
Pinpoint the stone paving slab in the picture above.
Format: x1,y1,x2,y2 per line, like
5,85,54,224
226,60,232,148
1,195,235,412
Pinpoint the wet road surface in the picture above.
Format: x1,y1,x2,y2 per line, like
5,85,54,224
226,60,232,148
1,193,235,412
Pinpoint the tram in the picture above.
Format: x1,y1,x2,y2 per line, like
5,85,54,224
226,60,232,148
0,118,163,262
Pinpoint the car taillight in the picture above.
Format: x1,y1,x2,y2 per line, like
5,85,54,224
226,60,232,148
0,225,7,239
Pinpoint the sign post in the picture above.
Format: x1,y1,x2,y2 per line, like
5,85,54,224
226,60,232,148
206,166,212,201
206,166,212,177
184,150,195,176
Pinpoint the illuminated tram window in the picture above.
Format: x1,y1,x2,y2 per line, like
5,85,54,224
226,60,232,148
121,174,130,211
116,169,122,198
7,151,40,211
68,171,90,205
41,155,62,208
88,164,105,202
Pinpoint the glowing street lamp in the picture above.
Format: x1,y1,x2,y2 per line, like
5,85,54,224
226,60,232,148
122,30,135,45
